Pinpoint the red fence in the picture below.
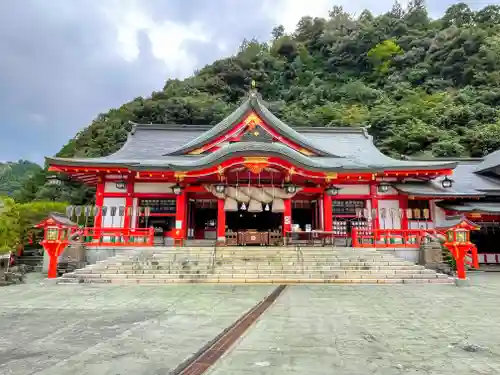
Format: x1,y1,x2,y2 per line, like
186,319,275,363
76,227,154,247
351,228,427,248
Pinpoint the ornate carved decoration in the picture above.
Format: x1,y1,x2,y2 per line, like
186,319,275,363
240,125,273,142
243,157,269,174
243,112,262,131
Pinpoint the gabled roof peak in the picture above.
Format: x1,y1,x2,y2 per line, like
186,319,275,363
164,93,335,157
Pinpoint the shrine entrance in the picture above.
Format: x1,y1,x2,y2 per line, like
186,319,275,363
226,209,282,232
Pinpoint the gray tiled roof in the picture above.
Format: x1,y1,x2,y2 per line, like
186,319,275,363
49,212,77,226
45,90,459,172
437,202,500,214
167,93,333,156
394,161,500,197
474,149,500,173
434,215,480,229
46,123,457,172
132,142,369,171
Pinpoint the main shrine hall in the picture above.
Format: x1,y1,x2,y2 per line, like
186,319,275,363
45,87,500,250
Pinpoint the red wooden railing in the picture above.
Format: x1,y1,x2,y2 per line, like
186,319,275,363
73,227,154,247
351,228,427,248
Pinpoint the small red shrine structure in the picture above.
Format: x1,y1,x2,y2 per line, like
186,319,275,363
36,213,78,278
436,216,480,280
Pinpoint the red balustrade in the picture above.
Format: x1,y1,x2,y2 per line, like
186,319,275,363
76,227,154,247
351,228,427,248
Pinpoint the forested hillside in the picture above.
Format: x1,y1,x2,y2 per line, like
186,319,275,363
0,160,41,196
18,1,500,203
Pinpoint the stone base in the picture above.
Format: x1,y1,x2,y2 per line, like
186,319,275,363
454,278,470,287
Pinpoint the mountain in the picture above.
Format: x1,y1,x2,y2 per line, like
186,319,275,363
0,160,42,197
19,2,500,203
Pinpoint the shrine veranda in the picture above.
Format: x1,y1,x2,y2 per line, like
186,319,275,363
45,89,500,255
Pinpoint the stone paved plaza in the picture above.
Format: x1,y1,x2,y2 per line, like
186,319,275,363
0,274,499,375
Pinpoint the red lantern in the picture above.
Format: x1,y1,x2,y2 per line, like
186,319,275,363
438,217,480,280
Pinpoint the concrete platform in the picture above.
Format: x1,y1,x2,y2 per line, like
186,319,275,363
207,273,500,375
0,275,274,375
2,273,500,374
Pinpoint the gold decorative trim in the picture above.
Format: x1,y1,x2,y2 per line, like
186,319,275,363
188,147,205,155
174,172,186,181
243,112,262,131
298,148,314,156
324,172,338,183
242,157,269,164
243,157,269,174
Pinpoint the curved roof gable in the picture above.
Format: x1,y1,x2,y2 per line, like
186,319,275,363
166,92,335,157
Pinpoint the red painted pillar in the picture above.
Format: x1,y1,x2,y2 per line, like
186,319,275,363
370,184,380,231
93,179,105,240
123,178,134,229
400,195,409,230
217,198,226,245
455,246,466,280
47,254,58,279
175,190,187,243
283,198,292,236
94,179,105,230
323,193,333,232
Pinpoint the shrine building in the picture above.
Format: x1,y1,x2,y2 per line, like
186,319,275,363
45,88,500,251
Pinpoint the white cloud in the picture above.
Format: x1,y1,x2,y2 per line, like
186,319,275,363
98,0,210,77
261,0,332,32
261,0,420,32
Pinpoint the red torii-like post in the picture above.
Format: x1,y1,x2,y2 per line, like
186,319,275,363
35,213,78,279
435,216,480,281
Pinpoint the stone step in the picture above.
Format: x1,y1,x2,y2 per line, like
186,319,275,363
101,260,413,269
64,277,453,285
64,272,449,280
62,245,449,286
74,267,434,276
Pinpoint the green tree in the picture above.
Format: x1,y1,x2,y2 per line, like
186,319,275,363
367,39,404,76
0,197,21,253
14,3,500,202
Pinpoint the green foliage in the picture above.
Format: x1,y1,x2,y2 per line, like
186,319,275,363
16,3,500,204
0,199,69,253
0,160,42,197
367,39,404,75
16,201,69,245
0,197,21,253
442,246,457,270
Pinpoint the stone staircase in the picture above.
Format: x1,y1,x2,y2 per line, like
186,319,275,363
57,246,453,285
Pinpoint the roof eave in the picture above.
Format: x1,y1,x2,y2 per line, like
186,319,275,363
46,157,136,169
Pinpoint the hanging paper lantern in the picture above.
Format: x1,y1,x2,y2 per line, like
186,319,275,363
264,203,270,211
240,202,247,211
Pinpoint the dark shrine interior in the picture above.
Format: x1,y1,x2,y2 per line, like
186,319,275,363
471,224,500,253
226,209,282,232
291,208,315,231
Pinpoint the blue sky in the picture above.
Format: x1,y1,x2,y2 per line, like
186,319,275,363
0,0,495,164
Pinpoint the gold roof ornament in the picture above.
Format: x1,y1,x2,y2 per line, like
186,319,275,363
251,80,256,89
